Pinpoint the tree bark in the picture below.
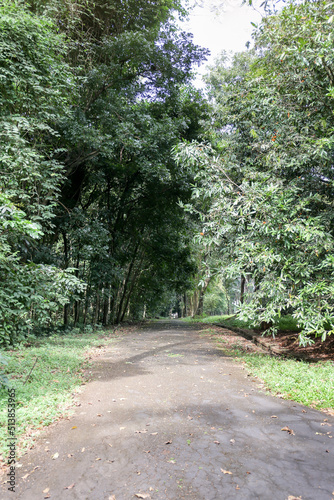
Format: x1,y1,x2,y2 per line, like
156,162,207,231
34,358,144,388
240,275,246,305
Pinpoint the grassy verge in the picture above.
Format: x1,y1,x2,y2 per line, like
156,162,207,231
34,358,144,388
0,328,118,462
212,333,334,412
181,314,300,332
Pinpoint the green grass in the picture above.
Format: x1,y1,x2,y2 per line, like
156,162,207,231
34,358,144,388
181,314,234,324
213,336,334,411
0,329,117,462
181,314,300,332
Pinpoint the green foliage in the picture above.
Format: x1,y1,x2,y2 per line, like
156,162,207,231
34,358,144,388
174,1,334,344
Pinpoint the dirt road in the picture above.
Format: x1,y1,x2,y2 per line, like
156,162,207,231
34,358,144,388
3,321,334,500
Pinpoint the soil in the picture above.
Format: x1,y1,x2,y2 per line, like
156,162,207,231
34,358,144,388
214,322,334,362
1,320,334,500
259,330,334,362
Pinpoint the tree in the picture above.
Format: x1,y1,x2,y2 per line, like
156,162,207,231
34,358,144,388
0,2,84,345
22,0,210,327
174,0,334,344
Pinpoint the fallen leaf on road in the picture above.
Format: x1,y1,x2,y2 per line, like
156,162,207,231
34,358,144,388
67,454,73,458
71,426,77,429
143,450,150,453
64,484,75,490
135,494,150,499
108,443,113,447
214,441,220,445
109,496,116,500
281,427,295,435
165,440,172,445
150,432,158,436
120,427,125,430
81,448,85,452
43,488,50,493
271,415,278,419
97,414,102,417
21,466,40,481
95,457,101,461
287,496,302,500
230,439,235,444
51,453,59,460
221,469,233,475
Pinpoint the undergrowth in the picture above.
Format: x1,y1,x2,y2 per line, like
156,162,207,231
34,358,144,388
0,328,117,462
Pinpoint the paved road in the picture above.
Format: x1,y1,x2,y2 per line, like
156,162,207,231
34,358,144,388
3,321,334,499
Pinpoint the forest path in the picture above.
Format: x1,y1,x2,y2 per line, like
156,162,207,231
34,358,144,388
4,321,334,500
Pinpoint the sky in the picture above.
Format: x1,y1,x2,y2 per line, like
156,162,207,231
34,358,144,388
178,0,263,87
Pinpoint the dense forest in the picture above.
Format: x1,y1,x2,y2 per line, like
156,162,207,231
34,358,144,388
1,0,333,347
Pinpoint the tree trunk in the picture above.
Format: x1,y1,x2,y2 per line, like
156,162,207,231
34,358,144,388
240,275,246,305
183,293,187,317
63,231,69,326
93,291,100,327
116,242,140,323
102,287,109,326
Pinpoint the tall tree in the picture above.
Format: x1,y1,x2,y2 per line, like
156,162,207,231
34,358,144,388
175,0,334,344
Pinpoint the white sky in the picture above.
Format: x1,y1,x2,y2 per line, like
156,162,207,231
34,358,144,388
178,1,263,86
